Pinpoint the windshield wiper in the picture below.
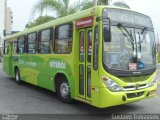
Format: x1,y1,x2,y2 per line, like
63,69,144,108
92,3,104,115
117,23,135,51
140,27,148,43
117,23,134,42
139,27,148,53
141,27,148,35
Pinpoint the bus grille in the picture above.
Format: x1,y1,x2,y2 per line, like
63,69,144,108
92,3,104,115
126,91,144,98
123,84,148,91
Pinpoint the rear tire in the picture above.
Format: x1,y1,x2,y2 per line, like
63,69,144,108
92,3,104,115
57,78,73,103
15,68,22,84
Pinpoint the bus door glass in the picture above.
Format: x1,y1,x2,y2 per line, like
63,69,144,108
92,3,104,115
78,28,92,100
3,40,13,76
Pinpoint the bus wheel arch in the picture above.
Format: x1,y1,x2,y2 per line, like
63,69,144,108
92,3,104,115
54,73,73,103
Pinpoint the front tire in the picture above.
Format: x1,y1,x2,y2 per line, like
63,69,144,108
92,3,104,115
15,68,22,84
57,79,72,103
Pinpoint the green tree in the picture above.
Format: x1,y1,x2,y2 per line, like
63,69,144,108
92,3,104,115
89,0,110,6
32,0,111,18
32,0,80,18
79,0,94,10
28,0,129,29
25,16,55,29
98,0,109,5
112,1,130,9
28,0,95,28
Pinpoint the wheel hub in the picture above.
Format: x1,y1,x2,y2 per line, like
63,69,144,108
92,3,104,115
15,71,19,82
60,82,69,98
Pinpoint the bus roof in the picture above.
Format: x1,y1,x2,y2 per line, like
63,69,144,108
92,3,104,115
5,6,148,40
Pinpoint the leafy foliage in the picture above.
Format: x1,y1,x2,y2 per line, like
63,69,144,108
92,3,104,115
32,0,79,18
31,0,112,18
26,0,130,28
113,1,130,9
25,16,55,28
79,1,93,10
98,0,109,5
26,0,94,28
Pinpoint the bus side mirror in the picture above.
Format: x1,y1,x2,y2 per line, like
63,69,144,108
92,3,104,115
104,27,111,42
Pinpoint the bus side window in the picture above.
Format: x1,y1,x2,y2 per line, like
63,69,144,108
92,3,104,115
39,29,51,54
4,40,9,54
26,33,37,54
13,39,17,54
93,26,99,70
17,36,25,54
54,23,73,54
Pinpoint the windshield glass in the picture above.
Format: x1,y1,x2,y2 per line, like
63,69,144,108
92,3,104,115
136,29,156,68
103,8,153,28
103,26,156,71
102,8,156,75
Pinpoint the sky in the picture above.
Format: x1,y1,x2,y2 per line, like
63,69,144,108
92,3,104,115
7,0,160,40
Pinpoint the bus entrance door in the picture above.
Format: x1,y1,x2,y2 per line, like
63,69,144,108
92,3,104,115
78,28,92,101
3,41,13,77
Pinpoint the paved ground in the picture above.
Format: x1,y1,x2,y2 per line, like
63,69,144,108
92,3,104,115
0,62,160,119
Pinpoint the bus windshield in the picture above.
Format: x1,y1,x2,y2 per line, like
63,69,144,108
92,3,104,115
102,8,156,75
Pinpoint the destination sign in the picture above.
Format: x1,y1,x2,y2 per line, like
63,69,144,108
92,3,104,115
76,16,94,28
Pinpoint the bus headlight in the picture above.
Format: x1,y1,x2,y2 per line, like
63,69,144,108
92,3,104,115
102,76,122,92
149,74,157,87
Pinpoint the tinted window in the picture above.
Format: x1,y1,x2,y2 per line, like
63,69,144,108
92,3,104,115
54,24,72,54
39,29,51,54
14,39,17,54
27,33,36,54
4,40,9,54
103,8,153,28
17,36,25,54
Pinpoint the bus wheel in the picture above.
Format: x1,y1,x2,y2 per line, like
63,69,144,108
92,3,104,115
57,79,72,103
15,68,22,84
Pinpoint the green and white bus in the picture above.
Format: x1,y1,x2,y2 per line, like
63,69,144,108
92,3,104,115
3,6,158,108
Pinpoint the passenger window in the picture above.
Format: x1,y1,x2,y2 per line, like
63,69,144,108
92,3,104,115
14,39,17,54
27,33,37,54
39,29,51,54
54,24,72,54
17,36,25,54
4,40,9,54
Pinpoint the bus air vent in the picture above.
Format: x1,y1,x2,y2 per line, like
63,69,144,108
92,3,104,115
126,91,144,98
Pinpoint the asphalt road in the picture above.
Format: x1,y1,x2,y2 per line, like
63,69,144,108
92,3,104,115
0,62,160,119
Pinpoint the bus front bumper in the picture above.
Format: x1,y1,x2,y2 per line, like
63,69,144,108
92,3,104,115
98,83,158,108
